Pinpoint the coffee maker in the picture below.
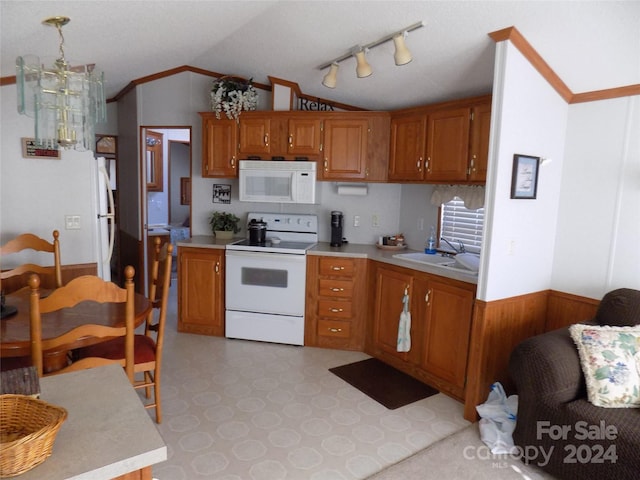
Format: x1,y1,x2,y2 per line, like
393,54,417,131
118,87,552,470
330,211,343,247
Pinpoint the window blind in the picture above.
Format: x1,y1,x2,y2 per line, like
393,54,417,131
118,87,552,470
440,197,484,254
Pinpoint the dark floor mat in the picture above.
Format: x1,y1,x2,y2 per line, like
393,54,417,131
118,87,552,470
329,357,438,410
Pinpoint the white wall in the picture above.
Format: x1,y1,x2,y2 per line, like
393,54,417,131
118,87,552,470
479,41,568,301
0,84,104,267
552,96,640,298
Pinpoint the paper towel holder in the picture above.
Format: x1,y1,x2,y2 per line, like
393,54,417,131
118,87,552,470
336,183,368,196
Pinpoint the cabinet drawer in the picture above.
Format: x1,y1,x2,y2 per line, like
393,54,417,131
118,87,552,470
317,299,352,319
318,258,356,276
317,319,351,339
318,278,354,298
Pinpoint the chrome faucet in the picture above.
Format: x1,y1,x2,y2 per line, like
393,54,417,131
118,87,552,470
441,237,466,254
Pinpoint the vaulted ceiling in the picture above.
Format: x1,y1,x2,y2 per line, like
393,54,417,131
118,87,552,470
2,1,639,111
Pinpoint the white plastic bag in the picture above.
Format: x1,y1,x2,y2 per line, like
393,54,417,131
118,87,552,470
475,382,518,454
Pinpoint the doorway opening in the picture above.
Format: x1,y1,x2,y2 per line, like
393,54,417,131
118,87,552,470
141,126,192,293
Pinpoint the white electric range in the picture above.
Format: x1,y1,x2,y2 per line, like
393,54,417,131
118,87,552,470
225,213,318,345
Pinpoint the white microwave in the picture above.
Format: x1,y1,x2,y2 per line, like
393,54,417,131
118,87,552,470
239,160,317,204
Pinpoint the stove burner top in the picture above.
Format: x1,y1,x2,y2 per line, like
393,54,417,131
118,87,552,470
226,212,318,254
227,238,316,254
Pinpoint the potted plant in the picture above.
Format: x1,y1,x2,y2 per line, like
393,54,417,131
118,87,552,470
209,211,241,239
210,76,258,120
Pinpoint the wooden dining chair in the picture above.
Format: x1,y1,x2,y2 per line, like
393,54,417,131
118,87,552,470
1,230,63,293
28,266,136,383
77,238,172,423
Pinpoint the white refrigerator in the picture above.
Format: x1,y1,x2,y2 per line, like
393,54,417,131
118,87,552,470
90,156,116,282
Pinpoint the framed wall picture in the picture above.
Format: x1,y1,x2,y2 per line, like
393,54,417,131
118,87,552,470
21,138,60,159
510,154,540,199
213,184,231,204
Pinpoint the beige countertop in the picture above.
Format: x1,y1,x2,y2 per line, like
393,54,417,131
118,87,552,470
309,242,478,284
177,237,477,284
19,364,167,480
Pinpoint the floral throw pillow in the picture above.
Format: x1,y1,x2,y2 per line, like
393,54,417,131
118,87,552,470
569,324,640,408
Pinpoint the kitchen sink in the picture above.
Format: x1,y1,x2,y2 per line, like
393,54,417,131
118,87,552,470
393,252,479,275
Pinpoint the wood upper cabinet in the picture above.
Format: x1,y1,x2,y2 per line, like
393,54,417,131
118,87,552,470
319,113,389,182
239,116,272,155
321,117,369,180
388,96,491,183
200,113,238,178
388,114,427,181
287,117,322,156
425,107,470,182
468,102,492,183
177,246,225,336
238,113,322,158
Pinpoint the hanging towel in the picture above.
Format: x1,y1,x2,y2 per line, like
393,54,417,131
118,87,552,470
397,289,412,352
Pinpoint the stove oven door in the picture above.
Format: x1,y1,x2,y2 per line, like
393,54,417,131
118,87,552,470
225,250,306,316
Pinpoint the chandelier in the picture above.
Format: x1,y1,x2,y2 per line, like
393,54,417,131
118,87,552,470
16,16,106,150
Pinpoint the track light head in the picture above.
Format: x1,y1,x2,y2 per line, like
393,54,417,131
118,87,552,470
322,63,339,88
354,50,372,78
393,33,412,65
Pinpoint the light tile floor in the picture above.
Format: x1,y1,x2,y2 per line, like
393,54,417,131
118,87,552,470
150,284,471,479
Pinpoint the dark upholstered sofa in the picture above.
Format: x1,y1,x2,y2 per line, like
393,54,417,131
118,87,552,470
509,288,640,480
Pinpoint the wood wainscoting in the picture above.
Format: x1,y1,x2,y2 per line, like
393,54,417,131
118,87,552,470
463,289,601,421
545,290,599,331
464,290,547,420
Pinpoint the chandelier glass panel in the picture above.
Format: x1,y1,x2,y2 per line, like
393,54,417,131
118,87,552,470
319,21,423,88
16,16,106,151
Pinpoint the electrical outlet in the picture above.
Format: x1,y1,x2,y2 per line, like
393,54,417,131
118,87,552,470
353,215,360,227
372,214,380,228
65,215,81,230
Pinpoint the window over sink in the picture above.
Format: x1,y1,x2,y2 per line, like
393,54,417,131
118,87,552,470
440,197,484,254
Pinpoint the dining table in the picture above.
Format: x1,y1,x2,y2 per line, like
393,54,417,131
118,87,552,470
0,287,151,373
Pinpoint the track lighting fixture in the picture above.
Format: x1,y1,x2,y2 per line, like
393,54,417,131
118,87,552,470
318,21,423,88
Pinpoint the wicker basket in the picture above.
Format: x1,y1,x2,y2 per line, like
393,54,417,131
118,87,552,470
0,394,67,477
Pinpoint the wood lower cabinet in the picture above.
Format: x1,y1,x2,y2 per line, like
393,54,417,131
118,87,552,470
177,246,225,336
305,256,367,350
414,276,474,395
368,262,475,400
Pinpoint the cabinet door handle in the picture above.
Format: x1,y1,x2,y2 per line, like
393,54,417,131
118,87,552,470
331,266,345,271
426,157,431,173
230,156,236,167
264,134,269,147
329,327,343,333
324,159,329,171
470,155,476,172
288,134,293,146
330,287,345,292
425,289,431,305
329,308,344,313
215,261,220,274
417,157,422,171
